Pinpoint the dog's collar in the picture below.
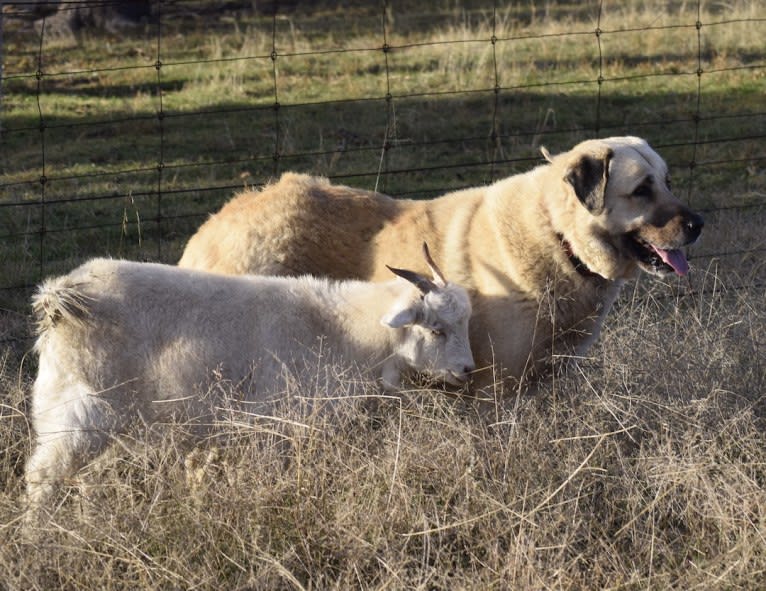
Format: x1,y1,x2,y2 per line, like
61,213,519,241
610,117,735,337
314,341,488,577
557,234,601,280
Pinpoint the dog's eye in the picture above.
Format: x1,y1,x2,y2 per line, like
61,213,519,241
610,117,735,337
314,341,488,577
632,184,652,199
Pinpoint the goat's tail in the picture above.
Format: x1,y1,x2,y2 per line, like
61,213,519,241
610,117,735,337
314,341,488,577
32,278,92,334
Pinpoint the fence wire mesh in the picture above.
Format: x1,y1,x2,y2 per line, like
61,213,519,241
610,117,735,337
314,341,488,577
1,1,764,339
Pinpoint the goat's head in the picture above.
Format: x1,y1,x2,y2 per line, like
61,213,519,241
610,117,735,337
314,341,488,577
381,243,475,386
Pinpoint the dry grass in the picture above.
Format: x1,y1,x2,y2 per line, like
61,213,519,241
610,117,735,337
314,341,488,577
0,1,764,588
1,270,764,590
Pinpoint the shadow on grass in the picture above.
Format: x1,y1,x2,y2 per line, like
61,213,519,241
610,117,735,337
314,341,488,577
0,86,763,314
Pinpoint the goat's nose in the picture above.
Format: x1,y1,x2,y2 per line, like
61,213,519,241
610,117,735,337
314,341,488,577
464,364,476,375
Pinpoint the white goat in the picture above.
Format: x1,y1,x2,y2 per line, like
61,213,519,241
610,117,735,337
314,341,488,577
25,244,474,515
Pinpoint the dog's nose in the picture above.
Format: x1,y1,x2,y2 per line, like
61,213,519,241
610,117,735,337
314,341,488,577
685,212,704,242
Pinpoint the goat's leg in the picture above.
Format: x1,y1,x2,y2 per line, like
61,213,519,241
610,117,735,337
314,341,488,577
24,386,118,528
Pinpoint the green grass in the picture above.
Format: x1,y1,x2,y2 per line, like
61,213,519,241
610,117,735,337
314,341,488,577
0,1,765,588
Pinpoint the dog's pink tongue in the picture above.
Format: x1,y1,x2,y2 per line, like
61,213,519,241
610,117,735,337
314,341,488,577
652,246,689,276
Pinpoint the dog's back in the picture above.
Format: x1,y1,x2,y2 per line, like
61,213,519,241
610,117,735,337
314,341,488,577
179,173,406,278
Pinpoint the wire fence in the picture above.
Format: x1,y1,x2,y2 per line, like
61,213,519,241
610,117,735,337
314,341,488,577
0,0,765,333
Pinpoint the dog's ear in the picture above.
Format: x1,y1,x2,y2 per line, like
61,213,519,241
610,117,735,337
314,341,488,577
565,148,613,214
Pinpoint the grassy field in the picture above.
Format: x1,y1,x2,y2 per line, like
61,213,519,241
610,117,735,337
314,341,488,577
1,1,765,589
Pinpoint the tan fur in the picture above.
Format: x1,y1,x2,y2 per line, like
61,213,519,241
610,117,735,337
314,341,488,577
179,137,703,388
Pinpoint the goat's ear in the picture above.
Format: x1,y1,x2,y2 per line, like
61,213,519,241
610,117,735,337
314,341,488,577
380,301,421,329
565,148,613,214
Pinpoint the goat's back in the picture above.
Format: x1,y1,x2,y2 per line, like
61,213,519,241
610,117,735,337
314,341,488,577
32,259,361,408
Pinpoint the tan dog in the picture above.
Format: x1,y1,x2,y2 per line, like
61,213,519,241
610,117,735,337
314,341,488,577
179,137,703,390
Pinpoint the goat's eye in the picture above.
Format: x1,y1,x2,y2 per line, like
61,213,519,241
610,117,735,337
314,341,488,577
632,183,652,199
431,327,445,337
665,175,672,190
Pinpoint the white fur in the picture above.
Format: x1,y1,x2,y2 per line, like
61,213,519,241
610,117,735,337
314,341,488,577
25,258,474,516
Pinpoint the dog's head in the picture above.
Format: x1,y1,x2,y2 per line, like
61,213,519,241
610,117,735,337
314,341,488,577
553,136,703,279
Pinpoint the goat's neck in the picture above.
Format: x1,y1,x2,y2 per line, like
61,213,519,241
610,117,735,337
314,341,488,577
331,279,412,373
